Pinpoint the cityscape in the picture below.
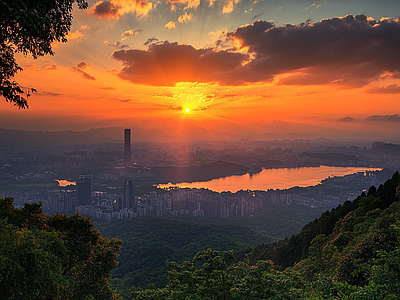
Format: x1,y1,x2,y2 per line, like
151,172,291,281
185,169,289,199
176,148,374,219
2,128,398,222
2,1,400,297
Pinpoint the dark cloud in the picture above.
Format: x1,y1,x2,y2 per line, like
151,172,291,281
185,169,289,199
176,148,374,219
251,12,263,21
278,65,372,87
366,114,400,122
392,72,400,78
76,70,96,80
75,61,89,69
36,91,64,97
72,62,96,81
91,1,120,18
228,14,400,85
112,42,247,85
112,15,400,86
89,0,152,18
46,65,57,70
368,84,400,94
144,37,159,46
104,41,129,49
338,116,355,122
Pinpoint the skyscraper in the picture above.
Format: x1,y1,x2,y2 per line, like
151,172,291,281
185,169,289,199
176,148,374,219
76,178,92,206
124,128,131,166
123,179,135,209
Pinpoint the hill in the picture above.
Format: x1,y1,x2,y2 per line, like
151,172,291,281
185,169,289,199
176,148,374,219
96,218,273,296
163,202,327,240
133,171,400,299
368,142,400,156
236,171,400,268
96,202,326,298
0,125,237,148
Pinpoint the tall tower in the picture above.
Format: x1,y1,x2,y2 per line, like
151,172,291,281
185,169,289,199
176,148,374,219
123,179,135,209
124,128,131,166
76,178,92,206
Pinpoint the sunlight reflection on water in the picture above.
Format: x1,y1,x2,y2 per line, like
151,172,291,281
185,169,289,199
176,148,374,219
56,180,76,187
158,166,380,193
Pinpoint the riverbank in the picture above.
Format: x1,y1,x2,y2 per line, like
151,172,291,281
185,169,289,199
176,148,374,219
157,166,383,193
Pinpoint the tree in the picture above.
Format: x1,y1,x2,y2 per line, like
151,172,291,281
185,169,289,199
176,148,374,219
135,249,304,300
0,198,122,299
0,0,88,108
0,219,66,299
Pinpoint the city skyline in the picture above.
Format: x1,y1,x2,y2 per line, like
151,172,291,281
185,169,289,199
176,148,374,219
1,0,400,141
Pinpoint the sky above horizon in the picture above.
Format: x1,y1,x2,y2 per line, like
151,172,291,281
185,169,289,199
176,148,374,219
2,0,400,141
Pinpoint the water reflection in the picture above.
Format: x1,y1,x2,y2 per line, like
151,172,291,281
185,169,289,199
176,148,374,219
158,166,380,193
56,180,76,187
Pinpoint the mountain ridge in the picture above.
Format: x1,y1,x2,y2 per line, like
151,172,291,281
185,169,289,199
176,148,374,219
0,126,326,148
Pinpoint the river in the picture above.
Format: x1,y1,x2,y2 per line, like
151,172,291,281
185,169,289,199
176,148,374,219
157,166,380,193
56,180,76,187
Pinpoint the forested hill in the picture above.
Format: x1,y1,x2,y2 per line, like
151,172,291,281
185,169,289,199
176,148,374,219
236,171,400,268
96,218,273,294
134,171,400,299
96,202,326,297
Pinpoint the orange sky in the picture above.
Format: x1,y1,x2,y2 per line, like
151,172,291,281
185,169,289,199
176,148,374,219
1,0,400,142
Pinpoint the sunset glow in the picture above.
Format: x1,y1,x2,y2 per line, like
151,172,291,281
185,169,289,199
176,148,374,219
1,0,400,142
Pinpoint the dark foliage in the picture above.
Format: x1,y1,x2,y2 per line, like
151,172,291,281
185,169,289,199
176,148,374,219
0,0,88,108
0,198,121,299
238,171,400,268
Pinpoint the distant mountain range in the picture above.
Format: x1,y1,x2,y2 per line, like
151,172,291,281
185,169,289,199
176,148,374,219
0,126,326,149
369,142,400,156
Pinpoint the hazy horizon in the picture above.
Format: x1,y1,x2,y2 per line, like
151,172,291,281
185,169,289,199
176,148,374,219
1,124,400,145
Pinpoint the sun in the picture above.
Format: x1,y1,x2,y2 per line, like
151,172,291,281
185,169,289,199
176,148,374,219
184,107,190,113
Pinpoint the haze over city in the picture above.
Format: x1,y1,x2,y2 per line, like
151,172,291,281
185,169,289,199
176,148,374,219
1,0,400,142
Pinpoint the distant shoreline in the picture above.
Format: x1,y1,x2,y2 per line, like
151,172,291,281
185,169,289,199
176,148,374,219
155,165,383,193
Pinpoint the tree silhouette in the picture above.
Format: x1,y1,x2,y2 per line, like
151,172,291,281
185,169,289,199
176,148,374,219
0,0,88,108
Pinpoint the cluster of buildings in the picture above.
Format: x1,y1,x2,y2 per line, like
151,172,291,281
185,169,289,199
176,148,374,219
77,186,262,221
7,188,261,222
4,169,380,222
2,128,397,222
322,170,379,186
4,177,264,220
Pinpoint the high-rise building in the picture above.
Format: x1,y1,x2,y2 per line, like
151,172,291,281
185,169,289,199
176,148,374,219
123,179,135,209
76,178,92,206
124,128,131,166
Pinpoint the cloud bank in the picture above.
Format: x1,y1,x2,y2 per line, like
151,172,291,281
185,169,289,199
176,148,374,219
112,15,400,86
112,42,246,85
366,114,400,122
368,84,400,94
338,116,355,122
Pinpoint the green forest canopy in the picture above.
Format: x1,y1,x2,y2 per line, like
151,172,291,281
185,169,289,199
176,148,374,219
134,172,400,300
0,198,121,300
